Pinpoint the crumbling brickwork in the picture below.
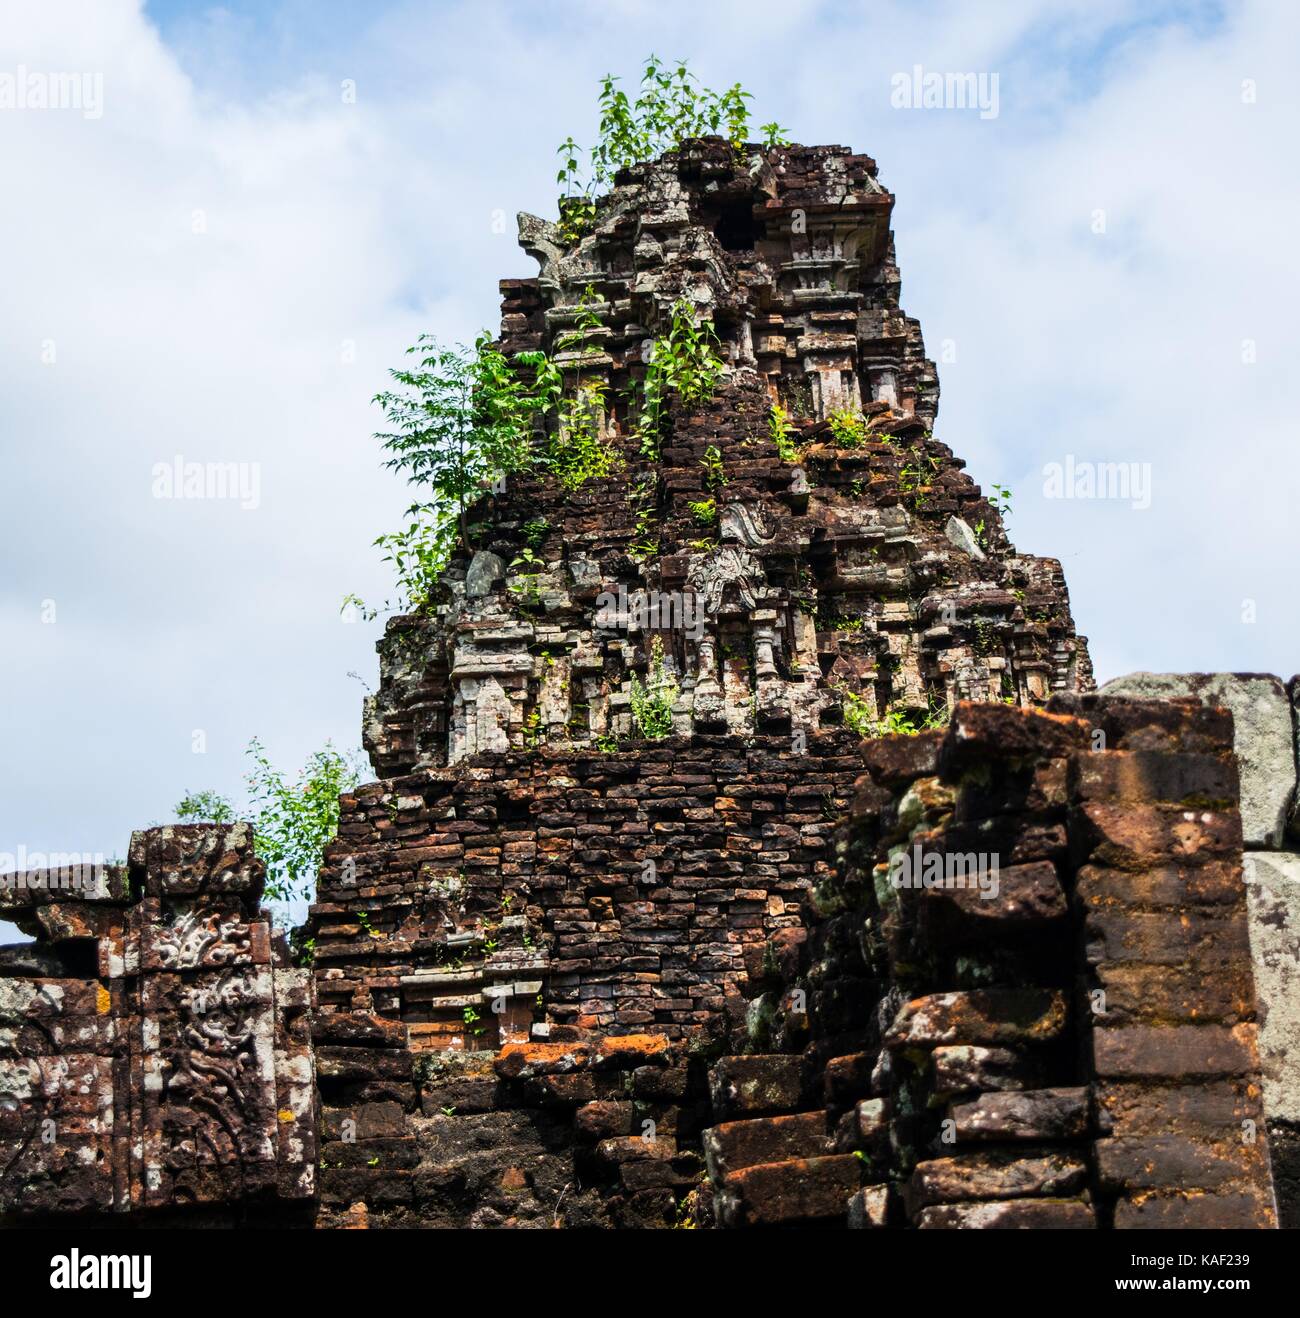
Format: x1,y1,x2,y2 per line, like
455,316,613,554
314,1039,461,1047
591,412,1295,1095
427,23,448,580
704,697,1277,1228
363,137,1090,779
0,826,315,1223
3,136,1287,1231
1100,672,1300,1226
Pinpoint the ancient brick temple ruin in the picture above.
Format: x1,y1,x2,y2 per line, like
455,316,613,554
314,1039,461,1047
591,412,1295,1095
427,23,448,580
2,137,1295,1230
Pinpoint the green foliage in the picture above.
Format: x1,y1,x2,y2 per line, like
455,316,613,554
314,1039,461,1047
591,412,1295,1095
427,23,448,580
629,637,678,740
531,288,623,491
507,547,546,607
687,497,717,527
701,443,725,490
768,402,800,463
522,517,549,549
523,709,544,749
370,333,548,609
556,194,597,246
989,482,1013,519
659,303,725,405
838,689,950,739
898,449,942,511
558,57,790,210
245,738,360,903
363,294,627,613
174,789,235,824
370,508,455,616
551,379,620,490
627,472,659,563
827,408,868,448
636,300,725,458
291,931,316,967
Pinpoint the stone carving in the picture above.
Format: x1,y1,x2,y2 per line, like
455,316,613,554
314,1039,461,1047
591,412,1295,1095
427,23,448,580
0,825,315,1221
688,545,766,616
153,903,254,970
719,500,774,548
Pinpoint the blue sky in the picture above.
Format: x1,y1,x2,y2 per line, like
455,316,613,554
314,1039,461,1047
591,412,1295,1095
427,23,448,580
2,0,1297,935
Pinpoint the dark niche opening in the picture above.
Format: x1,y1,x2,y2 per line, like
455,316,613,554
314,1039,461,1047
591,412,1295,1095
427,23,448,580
710,198,759,253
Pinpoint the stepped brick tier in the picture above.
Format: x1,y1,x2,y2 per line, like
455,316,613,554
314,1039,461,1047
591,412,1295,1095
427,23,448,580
2,137,1292,1229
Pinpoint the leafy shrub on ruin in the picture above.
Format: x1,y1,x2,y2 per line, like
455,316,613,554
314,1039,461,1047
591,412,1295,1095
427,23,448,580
245,739,360,902
635,300,726,458
827,407,869,448
838,688,950,739
629,637,678,740
556,56,790,217
371,333,549,608
173,742,360,904
768,402,801,463
174,789,235,824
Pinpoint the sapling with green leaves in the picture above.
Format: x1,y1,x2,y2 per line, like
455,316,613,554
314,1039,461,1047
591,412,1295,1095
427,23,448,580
635,300,725,458
827,408,868,448
370,333,550,608
768,402,800,463
562,57,791,206
245,738,360,903
174,789,235,824
629,637,679,740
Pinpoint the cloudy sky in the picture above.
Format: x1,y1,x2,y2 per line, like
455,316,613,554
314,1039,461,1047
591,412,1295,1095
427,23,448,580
2,0,1296,933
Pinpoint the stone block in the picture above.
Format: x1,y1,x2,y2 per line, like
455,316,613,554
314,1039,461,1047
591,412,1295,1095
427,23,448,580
916,1197,1095,1228
906,1149,1087,1212
949,1087,1089,1141
1243,851,1300,1123
1091,1023,1259,1080
1100,673,1296,847
703,1111,829,1179
708,1054,804,1119
714,1154,862,1227
885,989,1067,1049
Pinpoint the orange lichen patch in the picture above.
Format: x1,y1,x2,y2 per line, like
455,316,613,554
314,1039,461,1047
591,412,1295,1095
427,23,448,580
591,1033,672,1070
494,1040,591,1079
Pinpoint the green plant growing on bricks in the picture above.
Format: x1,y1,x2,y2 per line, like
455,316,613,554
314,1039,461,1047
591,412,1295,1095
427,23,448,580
528,285,623,491
837,688,950,739
556,56,791,228
362,307,622,613
629,636,678,740
827,407,869,448
768,402,800,463
635,300,726,458
370,333,550,610
175,742,361,906
988,482,1013,519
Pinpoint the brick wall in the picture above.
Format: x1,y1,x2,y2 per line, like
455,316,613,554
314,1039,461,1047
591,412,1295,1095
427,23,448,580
704,696,1279,1228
